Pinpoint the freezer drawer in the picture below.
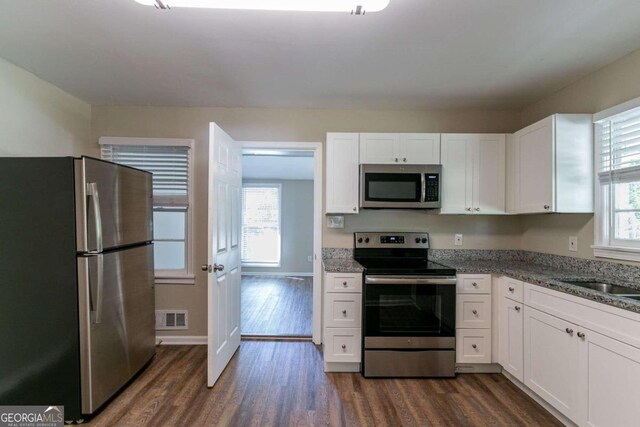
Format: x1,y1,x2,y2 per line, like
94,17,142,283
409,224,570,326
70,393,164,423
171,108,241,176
78,244,155,414
76,157,153,252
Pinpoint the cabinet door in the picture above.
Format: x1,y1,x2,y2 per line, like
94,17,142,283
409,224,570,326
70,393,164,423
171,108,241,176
515,116,554,213
474,134,506,214
326,133,359,214
399,133,440,164
578,329,640,427
499,297,524,382
359,133,400,164
440,134,473,214
524,306,580,422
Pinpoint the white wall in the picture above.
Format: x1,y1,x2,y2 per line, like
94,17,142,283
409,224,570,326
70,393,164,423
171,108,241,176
242,179,314,275
0,57,93,157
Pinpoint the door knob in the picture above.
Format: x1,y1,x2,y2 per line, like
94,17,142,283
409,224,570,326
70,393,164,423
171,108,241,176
201,264,225,273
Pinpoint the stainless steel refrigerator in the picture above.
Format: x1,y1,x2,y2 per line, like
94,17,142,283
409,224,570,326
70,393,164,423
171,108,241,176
0,156,155,422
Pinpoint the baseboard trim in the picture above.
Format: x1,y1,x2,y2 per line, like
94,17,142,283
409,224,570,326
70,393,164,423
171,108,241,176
156,335,207,345
241,272,313,277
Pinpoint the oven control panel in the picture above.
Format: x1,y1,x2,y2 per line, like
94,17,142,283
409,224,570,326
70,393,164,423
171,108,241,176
354,232,429,248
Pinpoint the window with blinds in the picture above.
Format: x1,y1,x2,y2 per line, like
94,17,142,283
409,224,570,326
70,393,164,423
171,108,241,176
241,184,281,265
100,141,193,276
596,105,640,246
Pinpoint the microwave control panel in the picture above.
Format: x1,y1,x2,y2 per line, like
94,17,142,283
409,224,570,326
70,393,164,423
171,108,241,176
424,174,439,202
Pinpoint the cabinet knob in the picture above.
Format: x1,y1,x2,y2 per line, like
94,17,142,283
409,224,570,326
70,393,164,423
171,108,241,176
577,332,586,339
395,158,399,162
466,207,472,212
509,287,515,292
472,344,478,349
472,282,478,287
515,306,521,312
544,205,550,210
342,309,347,316
565,328,574,335
403,158,407,162
475,208,480,212
472,309,478,316
341,344,347,351
342,281,348,287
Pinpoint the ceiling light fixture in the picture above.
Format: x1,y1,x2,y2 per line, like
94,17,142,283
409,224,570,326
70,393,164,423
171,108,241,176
134,0,390,14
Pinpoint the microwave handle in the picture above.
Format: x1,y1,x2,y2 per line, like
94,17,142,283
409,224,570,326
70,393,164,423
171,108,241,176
420,173,426,202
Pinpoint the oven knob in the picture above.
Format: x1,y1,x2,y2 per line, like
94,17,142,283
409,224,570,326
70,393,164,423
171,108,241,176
421,238,427,244
365,238,370,243
357,238,363,243
415,237,420,243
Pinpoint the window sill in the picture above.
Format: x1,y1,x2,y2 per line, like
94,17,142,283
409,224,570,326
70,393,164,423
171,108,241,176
155,275,195,285
592,245,640,262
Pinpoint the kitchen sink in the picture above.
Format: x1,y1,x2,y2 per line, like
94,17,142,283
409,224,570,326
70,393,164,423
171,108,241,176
620,295,640,301
559,280,640,295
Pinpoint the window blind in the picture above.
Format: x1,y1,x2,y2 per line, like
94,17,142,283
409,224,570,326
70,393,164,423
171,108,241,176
598,107,640,184
101,144,190,204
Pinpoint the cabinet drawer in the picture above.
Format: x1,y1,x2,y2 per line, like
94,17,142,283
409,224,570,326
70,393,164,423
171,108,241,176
323,328,361,363
326,273,362,293
325,293,362,328
503,276,524,302
457,294,492,328
456,328,492,363
457,274,492,294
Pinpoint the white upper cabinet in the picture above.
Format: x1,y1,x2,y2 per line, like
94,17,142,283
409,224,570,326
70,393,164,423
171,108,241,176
360,133,440,165
441,134,506,214
326,133,360,214
510,114,593,214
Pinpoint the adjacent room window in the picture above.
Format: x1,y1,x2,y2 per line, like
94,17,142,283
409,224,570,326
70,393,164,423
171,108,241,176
100,138,194,281
241,184,281,266
594,99,640,261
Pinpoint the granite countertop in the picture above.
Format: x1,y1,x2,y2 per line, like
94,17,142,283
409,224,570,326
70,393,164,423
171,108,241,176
322,258,364,273
437,259,640,315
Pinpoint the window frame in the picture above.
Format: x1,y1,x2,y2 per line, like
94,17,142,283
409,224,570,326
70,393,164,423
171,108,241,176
241,182,282,268
593,96,640,262
98,137,195,284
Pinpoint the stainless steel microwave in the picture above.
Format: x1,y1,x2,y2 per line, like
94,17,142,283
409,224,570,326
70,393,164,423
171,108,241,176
360,164,442,209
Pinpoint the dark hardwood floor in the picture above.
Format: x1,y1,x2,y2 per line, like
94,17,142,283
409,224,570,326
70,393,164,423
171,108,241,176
88,343,562,426
241,275,312,336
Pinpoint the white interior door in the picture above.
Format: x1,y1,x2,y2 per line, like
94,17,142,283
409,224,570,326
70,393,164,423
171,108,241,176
207,123,242,387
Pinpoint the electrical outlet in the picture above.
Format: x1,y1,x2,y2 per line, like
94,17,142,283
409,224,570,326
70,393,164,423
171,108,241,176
455,234,463,246
307,255,313,262
569,236,578,252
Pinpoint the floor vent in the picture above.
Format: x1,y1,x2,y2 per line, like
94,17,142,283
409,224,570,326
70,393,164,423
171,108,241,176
155,310,188,330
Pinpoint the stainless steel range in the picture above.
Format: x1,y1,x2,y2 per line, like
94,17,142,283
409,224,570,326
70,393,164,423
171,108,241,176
355,232,457,378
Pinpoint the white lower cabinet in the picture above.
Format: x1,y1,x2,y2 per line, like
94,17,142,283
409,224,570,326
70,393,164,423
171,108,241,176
323,271,362,372
456,329,491,363
499,297,523,382
492,279,640,427
578,329,640,427
524,306,581,421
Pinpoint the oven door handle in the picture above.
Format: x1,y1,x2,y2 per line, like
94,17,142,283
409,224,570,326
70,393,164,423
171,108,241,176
365,276,457,285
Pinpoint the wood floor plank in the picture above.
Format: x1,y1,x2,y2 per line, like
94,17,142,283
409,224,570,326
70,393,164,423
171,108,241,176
88,342,563,427
241,275,312,336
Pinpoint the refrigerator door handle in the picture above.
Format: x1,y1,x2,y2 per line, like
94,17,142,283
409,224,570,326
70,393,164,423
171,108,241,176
94,254,104,324
86,182,103,254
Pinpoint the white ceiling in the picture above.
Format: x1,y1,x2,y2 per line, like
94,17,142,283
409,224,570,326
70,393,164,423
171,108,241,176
242,155,314,180
1,0,640,110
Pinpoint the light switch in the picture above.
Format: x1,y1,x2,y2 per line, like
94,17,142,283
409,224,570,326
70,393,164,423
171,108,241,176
569,236,578,252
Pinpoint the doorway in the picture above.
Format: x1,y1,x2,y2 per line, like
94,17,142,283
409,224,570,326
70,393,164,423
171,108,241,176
240,143,322,342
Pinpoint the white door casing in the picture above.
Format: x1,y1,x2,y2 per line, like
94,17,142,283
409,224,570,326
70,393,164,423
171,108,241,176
207,123,242,387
